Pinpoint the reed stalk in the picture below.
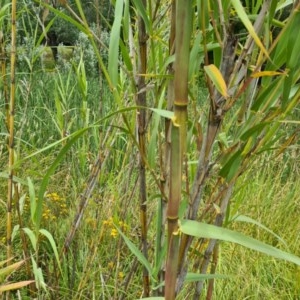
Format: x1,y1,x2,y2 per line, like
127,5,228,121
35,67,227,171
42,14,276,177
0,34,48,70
164,1,191,298
6,0,17,299
0,30,9,130
136,0,150,296
156,1,176,295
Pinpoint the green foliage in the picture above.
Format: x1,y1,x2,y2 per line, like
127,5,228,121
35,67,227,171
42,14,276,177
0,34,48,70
1,0,300,299
180,220,300,265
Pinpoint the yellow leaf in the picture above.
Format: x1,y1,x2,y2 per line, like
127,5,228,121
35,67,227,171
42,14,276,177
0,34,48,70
204,64,229,99
251,71,286,78
0,280,35,293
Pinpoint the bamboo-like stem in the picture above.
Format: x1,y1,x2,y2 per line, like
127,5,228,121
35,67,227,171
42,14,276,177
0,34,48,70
0,31,9,130
6,1,17,299
165,124,181,300
165,1,191,298
177,3,272,286
15,185,37,295
206,244,219,300
136,0,150,295
177,7,238,287
156,1,176,295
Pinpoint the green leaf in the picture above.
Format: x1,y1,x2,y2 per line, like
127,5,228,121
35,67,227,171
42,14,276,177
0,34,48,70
231,0,269,58
218,132,229,148
22,228,37,251
39,2,89,35
148,94,165,168
189,32,203,79
282,69,294,110
150,108,174,120
27,178,36,225
132,0,150,32
119,39,133,72
232,215,288,248
286,10,300,69
39,229,62,274
31,256,47,291
252,76,284,112
0,3,11,22
240,122,269,141
219,150,242,181
108,0,124,87
115,226,153,277
149,272,228,294
185,272,229,282
180,220,300,266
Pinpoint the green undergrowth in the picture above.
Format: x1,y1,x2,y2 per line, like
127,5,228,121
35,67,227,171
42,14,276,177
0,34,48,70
2,142,299,299
1,68,300,299
211,154,300,299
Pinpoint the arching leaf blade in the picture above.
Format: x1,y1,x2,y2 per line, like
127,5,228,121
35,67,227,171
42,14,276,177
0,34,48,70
231,0,269,58
180,220,300,266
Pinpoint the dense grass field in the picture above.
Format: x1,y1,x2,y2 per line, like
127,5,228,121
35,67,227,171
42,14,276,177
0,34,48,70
2,0,300,298
1,51,300,298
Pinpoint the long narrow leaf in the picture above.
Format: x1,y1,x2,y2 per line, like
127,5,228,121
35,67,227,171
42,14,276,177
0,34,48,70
108,0,124,87
231,0,269,58
150,108,174,120
27,178,36,225
180,220,300,265
232,215,288,248
22,228,37,251
0,260,24,279
39,229,62,274
115,226,153,278
185,272,229,282
38,2,89,35
132,0,150,32
0,281,35,293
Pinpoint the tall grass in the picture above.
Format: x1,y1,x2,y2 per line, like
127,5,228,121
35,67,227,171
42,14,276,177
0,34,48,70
1,0,300,299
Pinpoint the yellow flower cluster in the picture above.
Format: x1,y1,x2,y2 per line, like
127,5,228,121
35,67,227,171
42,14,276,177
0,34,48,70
102,217,129,239
24,192,68,221
44,192,68,220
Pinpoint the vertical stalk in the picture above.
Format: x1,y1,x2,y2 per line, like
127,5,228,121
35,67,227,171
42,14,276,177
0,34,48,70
156,1,176,295
165,1,191,299
165,124,181,300
0,31,9,130
193,184,233,298
94,0,103,117
6,0,17,299
136,0,149,296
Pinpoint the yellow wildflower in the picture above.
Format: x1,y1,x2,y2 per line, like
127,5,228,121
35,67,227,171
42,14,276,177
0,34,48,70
110,228,118,238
